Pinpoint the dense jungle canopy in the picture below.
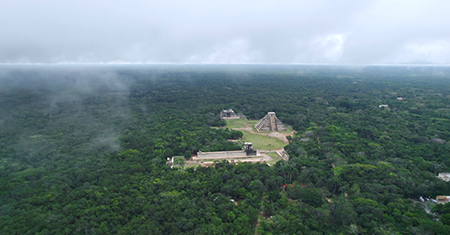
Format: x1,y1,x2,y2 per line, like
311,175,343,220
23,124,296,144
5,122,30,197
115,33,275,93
1,65,450,234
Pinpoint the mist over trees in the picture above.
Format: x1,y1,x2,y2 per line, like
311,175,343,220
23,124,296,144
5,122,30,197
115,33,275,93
1,65,450,234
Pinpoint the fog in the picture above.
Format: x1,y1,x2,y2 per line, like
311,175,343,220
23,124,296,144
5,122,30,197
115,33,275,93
0,67,134,160
1,0,450,64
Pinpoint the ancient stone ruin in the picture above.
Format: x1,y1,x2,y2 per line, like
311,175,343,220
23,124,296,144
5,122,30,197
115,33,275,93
244,142,257,156
220,109,239,119
254,112,287,131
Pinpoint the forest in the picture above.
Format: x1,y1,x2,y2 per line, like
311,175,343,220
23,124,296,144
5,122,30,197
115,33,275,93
1,64,450,234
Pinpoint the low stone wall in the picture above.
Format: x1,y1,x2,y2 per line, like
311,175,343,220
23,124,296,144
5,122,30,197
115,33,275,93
198,158,266,167
196,150,254,159
222,116,240,120
260,150,289,161
276,150,290,161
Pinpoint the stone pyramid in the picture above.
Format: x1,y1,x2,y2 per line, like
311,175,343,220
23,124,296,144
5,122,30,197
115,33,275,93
254,112,287,131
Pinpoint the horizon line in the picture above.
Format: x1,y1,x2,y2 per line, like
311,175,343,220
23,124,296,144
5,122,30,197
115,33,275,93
1,62,450,66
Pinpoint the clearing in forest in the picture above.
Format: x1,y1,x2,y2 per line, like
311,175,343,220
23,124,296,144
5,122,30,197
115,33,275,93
225,118,294,151
183,118,293,168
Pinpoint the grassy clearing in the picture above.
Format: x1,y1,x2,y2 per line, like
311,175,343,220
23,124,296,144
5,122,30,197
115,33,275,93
240,130,286,150
223,118,289,150
225,118,258,129
184,162,200,168
266,152,282,165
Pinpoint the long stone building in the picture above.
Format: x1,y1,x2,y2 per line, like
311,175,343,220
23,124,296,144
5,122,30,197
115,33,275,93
254,112,287,131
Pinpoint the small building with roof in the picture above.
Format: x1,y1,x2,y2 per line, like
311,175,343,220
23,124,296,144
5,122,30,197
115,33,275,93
436,196,450,204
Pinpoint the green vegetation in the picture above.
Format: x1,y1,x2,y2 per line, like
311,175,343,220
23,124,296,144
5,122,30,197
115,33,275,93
266,152,282,165
224,118,291,150
225,118,255,129
239,130,286,150
1,65,450,234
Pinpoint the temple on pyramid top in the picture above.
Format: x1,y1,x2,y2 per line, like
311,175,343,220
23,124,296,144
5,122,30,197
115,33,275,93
254,112,287,131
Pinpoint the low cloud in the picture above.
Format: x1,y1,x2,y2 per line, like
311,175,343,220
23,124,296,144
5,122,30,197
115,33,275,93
0,0,449,64
386,40,450,64
188,39,262,64
0,67,133,158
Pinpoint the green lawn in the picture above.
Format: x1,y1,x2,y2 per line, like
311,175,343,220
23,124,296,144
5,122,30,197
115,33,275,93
266,152,282,165
225,118,258,129
184,162,200,168
240,130,286,150
223,118,289,150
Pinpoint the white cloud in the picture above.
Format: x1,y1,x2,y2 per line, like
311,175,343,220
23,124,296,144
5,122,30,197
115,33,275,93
313,34,345,61
188,39,261,63
294,34,347,63
1,0,450,64
383,40,450,64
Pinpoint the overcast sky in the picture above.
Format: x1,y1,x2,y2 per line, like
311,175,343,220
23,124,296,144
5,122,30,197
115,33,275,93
1,0,450,64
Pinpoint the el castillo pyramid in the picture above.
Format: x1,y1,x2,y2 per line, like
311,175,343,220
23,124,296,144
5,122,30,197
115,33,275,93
254,112,287,131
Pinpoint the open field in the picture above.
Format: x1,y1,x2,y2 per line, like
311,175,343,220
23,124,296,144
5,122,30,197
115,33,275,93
266,152,282,165
239,130,286,150
224,118,294,150
189,118,292,168
225,118,258,129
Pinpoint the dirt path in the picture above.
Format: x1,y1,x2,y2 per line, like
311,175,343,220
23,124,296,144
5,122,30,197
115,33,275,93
233,123,294,144
255,213,262,235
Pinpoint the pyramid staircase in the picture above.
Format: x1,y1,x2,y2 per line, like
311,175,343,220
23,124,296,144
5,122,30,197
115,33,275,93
254,112,287,131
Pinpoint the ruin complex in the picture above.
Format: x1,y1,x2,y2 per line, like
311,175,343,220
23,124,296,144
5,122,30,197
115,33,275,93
254,112,287,131
243,142,257,156
220,109,239,119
